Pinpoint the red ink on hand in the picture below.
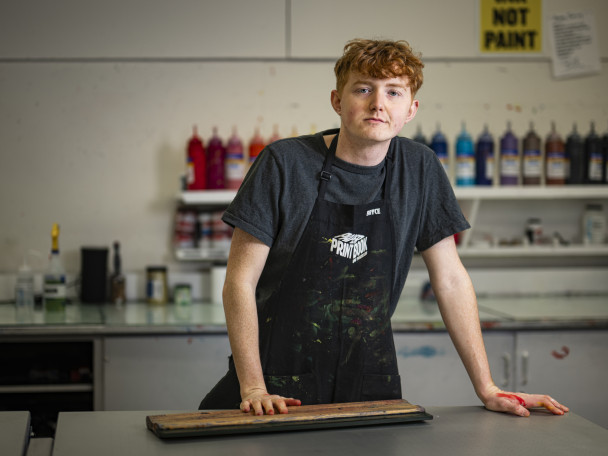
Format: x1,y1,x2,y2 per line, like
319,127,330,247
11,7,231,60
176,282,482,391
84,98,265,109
498,393,526,407
551,346,570,360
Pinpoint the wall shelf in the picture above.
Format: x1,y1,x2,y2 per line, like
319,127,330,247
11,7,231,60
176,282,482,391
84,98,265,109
177,186,608,261
453,185,608,200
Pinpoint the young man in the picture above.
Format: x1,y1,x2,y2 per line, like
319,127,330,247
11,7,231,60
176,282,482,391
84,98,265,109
200,39,569,418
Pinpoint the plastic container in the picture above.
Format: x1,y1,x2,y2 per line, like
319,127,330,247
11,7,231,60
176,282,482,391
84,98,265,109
430,124,449,177
206,127,225,189
522,122,542,185
224,127,246,190
581,204,606,245
146,266,168,305
545,122,566,186
476,125,494,186
186,126,206,190
456,123,475,186
565,123,585,184
584,122,604,184
412,125,428,147
43,223,67,311
248,127,265,165
499,122,519,186
15,257,35,310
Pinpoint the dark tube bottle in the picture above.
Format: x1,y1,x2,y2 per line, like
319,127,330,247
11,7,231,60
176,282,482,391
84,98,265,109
565,123,585,184
522,122,541,185
545,122,566,186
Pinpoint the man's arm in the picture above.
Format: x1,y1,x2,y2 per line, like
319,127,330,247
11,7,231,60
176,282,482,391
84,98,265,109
223,227,301,415
420,235,569,417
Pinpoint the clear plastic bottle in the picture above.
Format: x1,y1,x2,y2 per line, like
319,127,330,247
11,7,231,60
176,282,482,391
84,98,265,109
581,204,606,245
15,256,35,316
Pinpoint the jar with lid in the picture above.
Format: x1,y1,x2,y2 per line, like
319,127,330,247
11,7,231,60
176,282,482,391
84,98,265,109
525,218,543,245
581,204,606,245
146,266,168,304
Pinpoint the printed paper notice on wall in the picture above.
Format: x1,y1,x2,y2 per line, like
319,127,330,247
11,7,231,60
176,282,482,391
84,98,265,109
548,11,601,79
479,0,542,54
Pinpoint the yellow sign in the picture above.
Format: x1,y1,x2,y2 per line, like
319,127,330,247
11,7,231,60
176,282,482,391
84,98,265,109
480,0,542,53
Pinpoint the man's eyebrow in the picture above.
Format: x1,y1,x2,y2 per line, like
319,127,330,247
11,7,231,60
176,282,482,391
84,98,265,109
352,79,408,89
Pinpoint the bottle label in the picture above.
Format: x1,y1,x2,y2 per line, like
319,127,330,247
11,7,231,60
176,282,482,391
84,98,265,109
44,277,67,310
546,152,566,179
456,156,475,185
485,157,495,181
588,153,603,181
523,149,541,177
501,151,520,178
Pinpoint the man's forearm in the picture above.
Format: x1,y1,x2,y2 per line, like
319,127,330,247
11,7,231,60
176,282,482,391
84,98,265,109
435,276,497,401
223,278,267,399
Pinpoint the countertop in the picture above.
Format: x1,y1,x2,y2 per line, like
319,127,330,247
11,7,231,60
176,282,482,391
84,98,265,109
51,406,608,456
1,295,607,336
1,411,31,456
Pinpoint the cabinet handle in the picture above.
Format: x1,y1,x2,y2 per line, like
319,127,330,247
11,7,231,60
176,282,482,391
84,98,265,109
521,350,529,386
501,353,511,388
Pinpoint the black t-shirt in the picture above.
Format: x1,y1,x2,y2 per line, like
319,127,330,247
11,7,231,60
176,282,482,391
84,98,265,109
222,128,470,315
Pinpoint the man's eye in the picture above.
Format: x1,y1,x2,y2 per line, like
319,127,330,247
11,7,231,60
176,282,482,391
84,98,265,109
356,88,370,94
388,90,401,97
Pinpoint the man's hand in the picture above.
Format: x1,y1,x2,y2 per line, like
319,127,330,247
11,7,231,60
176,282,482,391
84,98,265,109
482,385,569,417
241,387,302,415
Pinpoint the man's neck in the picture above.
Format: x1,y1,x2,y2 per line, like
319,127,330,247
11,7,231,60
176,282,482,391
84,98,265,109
324,133,390,167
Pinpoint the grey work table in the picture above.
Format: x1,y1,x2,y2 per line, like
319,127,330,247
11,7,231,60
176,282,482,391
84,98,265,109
1,411,30,456
52,407,608,456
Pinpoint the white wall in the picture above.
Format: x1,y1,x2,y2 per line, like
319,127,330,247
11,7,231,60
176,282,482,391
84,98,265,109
1,0,607,294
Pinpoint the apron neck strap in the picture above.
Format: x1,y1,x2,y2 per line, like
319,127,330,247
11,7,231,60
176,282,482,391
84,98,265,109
317,133,339,199
318,133,394,200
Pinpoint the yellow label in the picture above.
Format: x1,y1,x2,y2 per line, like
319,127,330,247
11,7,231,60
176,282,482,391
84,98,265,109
480,0,542,53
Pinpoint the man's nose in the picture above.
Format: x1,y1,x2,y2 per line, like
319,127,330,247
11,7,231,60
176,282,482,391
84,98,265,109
369,92,384,111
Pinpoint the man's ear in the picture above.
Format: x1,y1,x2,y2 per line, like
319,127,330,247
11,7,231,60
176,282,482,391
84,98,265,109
405,99,419,124
330,89,342,115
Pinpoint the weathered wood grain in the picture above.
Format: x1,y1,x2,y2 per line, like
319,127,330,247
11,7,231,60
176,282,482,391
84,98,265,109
146,399,432,438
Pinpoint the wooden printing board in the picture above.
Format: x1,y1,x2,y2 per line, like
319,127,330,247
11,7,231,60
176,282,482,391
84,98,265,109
146,399,432,439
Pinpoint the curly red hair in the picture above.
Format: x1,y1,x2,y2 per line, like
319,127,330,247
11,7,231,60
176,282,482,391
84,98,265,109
334,39,424,97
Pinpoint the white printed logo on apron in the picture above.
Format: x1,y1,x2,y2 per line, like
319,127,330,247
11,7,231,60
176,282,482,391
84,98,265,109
329,233,368,263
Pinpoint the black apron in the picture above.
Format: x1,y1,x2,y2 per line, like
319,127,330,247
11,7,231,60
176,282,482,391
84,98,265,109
200,134,401,409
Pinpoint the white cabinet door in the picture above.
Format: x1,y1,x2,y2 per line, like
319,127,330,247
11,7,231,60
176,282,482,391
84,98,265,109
515,330,608,428
394,332,514,407
103,335,231,411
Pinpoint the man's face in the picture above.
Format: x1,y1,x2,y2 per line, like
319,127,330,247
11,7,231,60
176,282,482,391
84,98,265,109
331,72,419,147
